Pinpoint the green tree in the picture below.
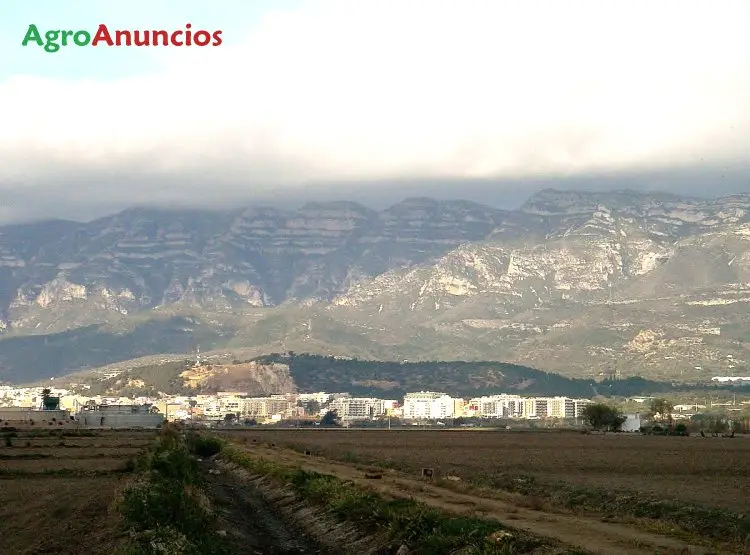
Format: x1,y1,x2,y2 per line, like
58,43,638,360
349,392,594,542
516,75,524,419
320,410,341,427
581,403,627,432
648,398,674,429
304,400,321,416
710,418,728,435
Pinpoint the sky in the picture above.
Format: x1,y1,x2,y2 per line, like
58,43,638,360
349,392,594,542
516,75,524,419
1,0,750,223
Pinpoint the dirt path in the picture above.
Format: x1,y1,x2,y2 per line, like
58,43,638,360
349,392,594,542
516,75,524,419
200,459,329,555
242,443,725,555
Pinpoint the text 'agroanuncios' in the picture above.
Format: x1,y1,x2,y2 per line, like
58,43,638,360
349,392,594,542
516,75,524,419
22,23,223,53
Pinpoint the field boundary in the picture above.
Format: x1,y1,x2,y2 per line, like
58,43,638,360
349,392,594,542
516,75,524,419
221,437,737,555
216,440,577,554
224,430,750,552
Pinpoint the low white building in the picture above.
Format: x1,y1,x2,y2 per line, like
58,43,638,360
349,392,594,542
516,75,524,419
621,413,642,432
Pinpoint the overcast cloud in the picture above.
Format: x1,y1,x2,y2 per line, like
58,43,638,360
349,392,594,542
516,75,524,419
1,0,750,223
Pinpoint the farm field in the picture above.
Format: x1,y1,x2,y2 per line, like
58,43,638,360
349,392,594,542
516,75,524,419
218,429,750,512
0,428,155,555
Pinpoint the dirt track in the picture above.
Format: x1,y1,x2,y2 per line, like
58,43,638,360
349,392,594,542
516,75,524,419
239,443,725,555
201,459,328,554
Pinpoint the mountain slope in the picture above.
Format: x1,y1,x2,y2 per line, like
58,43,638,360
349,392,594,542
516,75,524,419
3,189,750,383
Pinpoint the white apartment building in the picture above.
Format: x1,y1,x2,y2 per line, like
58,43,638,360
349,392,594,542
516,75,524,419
573,398,592,418
242,395,291,418
328,397,396,420
219,395,243,415
402,391,455,420
478,394,525,418
298,392,333,405
547,396,575,418
464,396,592,419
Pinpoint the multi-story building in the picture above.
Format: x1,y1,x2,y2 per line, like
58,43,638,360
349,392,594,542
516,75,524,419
478,394,525,418
328,397,395,420
547,396,576,418
242,395,291,418
298,392,333,405
402,391,454,420
574,398,592,418
464,398,481,417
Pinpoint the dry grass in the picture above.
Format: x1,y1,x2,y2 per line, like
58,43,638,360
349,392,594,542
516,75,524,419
221,429,750,512
0,429,155,554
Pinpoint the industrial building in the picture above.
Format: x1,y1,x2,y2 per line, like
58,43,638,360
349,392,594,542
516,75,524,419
77,403,164,429
0,407,71,423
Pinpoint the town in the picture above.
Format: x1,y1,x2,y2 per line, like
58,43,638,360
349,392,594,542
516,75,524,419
0,384,606,427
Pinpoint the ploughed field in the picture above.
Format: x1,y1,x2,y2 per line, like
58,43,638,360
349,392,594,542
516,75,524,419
0,428,156,555
220,429,750,512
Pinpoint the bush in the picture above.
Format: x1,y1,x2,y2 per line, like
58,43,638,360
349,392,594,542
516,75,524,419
672,423,689,436
186,433,223,458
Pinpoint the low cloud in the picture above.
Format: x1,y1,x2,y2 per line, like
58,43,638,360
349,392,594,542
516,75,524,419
2,0,750,222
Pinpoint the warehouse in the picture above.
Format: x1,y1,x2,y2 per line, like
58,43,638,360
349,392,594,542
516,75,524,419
77,403,164,429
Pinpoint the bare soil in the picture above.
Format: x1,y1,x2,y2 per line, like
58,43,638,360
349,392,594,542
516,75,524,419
0,476,129,554
220,432,750,555
0,430,155,554
222,429,750,511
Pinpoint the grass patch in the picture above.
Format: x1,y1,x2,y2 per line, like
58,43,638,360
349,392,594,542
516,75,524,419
219,442,548,554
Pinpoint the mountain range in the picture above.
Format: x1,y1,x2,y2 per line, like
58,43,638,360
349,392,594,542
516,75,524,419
2,188,750,384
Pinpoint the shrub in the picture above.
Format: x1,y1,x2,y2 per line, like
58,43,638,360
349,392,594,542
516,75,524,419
186,433,223,458
673,423,689,436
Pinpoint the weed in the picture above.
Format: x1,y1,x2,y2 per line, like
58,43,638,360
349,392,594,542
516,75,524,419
119,426,230,555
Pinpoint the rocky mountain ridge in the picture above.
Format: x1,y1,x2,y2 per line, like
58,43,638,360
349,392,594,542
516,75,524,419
0,197,509,330
2,188,750,383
